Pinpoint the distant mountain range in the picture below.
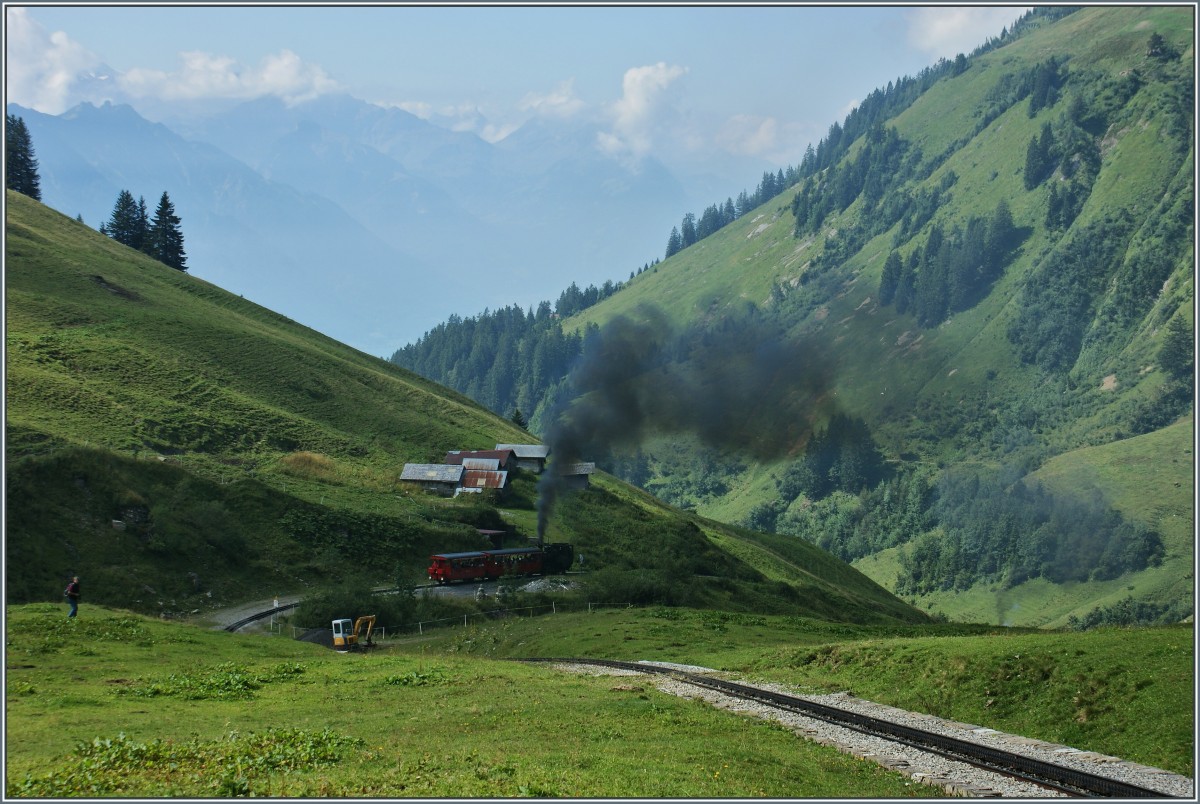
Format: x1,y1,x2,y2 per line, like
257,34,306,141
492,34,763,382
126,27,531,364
10,93,766,354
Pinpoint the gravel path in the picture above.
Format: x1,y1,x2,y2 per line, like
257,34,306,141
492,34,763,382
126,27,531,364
555,662,1194,799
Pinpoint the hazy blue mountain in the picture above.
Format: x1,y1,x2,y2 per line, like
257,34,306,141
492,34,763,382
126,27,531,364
10,92,739,351
9,101,454,354
189,93,693,285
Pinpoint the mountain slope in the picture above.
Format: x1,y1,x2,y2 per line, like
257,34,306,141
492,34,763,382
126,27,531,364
9,100,433,355
4,190,925,626
571,6,1195,626
16,89,714,353
392,6,1194,627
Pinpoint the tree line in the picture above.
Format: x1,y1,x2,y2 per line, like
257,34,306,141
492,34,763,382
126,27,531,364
664,169,797,259
746,459,1164,596
877,201,1018,328
5,113,187,272
99,189,188,271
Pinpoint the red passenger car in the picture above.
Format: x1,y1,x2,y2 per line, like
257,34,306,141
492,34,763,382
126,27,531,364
427,547,545,584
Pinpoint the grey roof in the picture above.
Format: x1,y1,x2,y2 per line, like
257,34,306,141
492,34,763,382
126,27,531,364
400,464,464,483
557,462,596,476
495,443,550,459
461,458,501,471
444,449,516,465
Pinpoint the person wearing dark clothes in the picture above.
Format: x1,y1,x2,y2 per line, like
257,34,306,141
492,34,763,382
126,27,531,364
65,576,80,618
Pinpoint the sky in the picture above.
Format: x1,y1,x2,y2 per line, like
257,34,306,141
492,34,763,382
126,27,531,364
7,3,1032,171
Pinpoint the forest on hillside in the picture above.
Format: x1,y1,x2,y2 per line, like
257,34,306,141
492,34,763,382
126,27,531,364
390,7,1194,624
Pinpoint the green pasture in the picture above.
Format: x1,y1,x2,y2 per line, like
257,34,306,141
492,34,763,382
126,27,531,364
6,604,934,799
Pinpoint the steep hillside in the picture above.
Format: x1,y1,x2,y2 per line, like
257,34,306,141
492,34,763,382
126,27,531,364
4,190,925,625
392,7,1194,626
570,6,1195,626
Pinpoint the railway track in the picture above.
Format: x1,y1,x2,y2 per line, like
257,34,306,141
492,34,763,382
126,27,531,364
220,584,437,632
523,657,1183,799
221,601,300,632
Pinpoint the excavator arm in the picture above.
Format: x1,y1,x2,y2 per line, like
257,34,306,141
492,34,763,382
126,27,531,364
352,615,376,647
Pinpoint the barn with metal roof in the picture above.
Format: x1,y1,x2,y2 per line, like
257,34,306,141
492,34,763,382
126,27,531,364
400,463,464,496
495,443,550,473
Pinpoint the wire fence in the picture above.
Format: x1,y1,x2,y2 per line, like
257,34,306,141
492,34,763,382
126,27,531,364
282,600,636,641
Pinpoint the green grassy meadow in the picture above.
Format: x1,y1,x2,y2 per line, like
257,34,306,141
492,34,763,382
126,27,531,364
7,605,936,798
6,603,1192,797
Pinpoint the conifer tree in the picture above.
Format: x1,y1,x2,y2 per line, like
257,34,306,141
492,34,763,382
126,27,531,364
680,212,697,248
5,114,42,200
511,409,529,430
665,226,683,258
104,190,146,248
1159,314,1194,381
145,191,187,271
879,251,903,305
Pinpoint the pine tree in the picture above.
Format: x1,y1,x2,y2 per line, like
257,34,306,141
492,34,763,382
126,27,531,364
511,408,529,430
1158,314,1194,380
680,212,697,248
879,251,903,305
1023,123,1054,190
665,226,683,258
6,114,42,200
145,191,187,271
105,190,145,248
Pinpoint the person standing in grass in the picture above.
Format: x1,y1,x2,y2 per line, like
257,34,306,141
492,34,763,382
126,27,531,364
65,576,81,618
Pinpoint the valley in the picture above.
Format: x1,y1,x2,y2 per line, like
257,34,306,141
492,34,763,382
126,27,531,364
4,6,1194,796
392,5,1195,628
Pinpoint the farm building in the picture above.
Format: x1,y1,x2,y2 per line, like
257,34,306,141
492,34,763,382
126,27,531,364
456,469,510,497
495,443,550,473
400,463,464,496
460,458,501,471
444,449,517,473
556,462,596,490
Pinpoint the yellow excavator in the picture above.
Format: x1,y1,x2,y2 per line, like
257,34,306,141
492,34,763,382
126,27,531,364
331,615,376,653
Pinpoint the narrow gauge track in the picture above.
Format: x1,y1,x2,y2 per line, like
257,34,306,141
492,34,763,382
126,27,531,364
220,583,445,632
222,601,300,632
523,657,1178,799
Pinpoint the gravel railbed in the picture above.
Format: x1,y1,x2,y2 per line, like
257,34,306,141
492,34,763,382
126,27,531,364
554,662,1193,799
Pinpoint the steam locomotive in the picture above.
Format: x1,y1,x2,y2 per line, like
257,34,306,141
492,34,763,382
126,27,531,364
427,543,574,584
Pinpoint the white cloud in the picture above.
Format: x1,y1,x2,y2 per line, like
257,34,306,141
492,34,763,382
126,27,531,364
906,7,1032,59
5,7,106,113
518,79,585,119
392,100,434,119
120,49,339,105
597,62,687,160
713,113,816,166
4,9,339,113
716,114,778,157
479,121,520,143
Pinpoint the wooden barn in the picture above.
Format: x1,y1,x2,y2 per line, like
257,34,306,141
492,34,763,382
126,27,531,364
443,449,518,473
557,462,596,490
495,443,550,473
400,463,464,496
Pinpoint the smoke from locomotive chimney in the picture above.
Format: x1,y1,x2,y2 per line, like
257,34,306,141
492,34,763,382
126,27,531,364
536,305,837,539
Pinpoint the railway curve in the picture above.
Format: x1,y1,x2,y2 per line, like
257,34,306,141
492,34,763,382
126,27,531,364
524,658,1191,799
213,601,1190,798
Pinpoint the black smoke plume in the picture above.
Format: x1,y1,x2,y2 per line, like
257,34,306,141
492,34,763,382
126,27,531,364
536,305,838,540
